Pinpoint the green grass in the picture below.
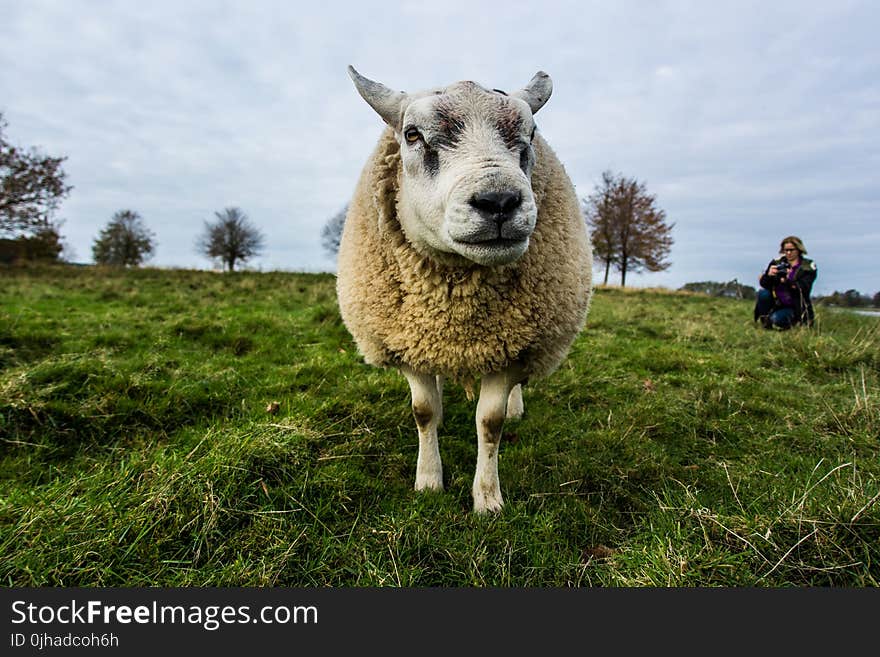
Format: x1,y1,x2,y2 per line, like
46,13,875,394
1,265,878,586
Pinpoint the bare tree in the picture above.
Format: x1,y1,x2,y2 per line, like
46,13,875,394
197,207,264,272
92,210,156,267
583,170,674,287
321,203,348,258
582,171,619,285
0,112,72,236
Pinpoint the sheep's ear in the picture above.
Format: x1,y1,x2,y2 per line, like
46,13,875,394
348,66,408,130
511,71,552,115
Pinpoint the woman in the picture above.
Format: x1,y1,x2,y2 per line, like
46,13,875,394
754,236,817,329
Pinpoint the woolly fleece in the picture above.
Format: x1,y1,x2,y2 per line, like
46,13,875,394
336,127,592,386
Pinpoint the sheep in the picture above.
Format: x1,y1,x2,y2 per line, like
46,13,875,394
336,66,593,512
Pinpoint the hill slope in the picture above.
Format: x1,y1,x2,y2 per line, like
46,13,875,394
1,266,878,586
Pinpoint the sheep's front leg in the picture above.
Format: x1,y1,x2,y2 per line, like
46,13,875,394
400,366,444,491
473,368,522,513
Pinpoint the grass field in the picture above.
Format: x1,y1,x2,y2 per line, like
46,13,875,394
1,265,878,586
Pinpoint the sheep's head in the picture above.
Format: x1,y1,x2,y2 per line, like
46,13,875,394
349,66,552,267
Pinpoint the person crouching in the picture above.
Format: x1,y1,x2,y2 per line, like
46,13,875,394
754,235,817,330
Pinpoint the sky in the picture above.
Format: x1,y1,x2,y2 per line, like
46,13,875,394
1,0,878,296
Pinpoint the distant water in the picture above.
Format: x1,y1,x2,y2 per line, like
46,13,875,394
823,307,880,318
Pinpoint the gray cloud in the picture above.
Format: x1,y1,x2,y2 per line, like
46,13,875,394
1,0,877,294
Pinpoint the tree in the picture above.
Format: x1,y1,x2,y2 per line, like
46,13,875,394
680,279,756,300
0,112,72,236
873,291,880,308
581,171,619,285
321,204,348,258
583,170,674,287
196,207,264,272
0,218,68,264
843,289,867,307
818,289,871,307
92,209,156,266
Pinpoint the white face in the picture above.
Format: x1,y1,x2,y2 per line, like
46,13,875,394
393,83,539,266
350,68,552,265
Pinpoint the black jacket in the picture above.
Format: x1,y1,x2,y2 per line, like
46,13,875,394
756,257,817,326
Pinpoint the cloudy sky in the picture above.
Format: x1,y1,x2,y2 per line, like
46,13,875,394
2,1,878,296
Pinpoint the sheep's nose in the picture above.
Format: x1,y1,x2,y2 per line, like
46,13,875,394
469,190,522,221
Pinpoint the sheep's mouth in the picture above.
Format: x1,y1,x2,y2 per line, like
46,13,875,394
453,236,526,249
443,206,535,263
450,236,530,266
450,224,532,249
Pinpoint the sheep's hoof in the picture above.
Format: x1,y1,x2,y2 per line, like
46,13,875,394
506,385,524,420
472,488,504,514
415,473,444,492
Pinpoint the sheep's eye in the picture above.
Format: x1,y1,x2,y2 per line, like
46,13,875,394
404,127,422,144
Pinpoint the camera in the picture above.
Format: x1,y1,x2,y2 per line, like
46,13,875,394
774,257,790,277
